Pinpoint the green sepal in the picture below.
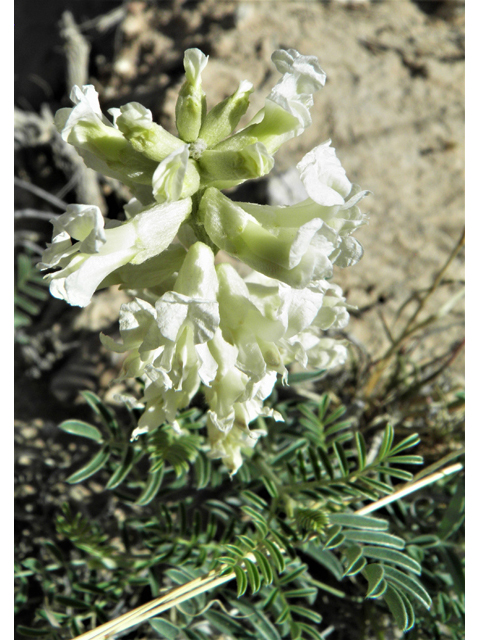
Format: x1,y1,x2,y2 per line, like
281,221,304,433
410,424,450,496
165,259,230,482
199,80,254,147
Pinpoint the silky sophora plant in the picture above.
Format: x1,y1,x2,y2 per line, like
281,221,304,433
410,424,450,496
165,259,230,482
40,48,369,474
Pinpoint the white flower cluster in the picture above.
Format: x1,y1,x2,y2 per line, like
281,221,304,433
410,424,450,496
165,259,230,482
40,48,369,473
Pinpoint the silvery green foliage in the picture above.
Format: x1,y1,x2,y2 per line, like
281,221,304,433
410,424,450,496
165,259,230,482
40,48,369,473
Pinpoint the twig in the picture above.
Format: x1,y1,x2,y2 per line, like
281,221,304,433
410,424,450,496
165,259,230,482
14,208,59,221
14,177,67,210
356,463,463,515
363,228,465,398
60,11,90,91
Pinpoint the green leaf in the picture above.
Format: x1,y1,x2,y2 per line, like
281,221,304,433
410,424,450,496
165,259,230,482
271,439,308,466
324,532,345,550
55,595,90,609
296,508,328,534
262,475,279,498
289,606,322,624
317,447,334,479
383,584,409,631
242,490,268,510
363,564,386,598
288,369,326,384
355,432,367,470
236,535,256,551
233,565,247,597
303,544,343,581
194,453,211,490
58,420,103,443
149,618,181,639
357,476,394,494
308,446,323,481
106,445,135,489
184,631,208,640
277,564,307,586
204,609,255,638
396,588,416,631
376,466,413,481
136,464,164,506
263,587,280,609
344,556,367,577
325,420,353,439
343,530,405,549
296,622,326,640
80,391,118,435
244,558,261,594
333,441,349,476
329,513,389,531
14,310,31,328
263,539,285,573
14,293,41,315
66,446,110,484
323,404,347,426
324,525,345,550
224,544,245,559
283,587,318,599
342,545,364,576
276,605,290,625
362,547,421,575
387,455,423,465
230,599,282,640
241,506,268,536
438,477,465,541
377,424,394,461
388,433,421,456
16,627,51,637
217,556,238,567
253,550,274,585
382,566,432,609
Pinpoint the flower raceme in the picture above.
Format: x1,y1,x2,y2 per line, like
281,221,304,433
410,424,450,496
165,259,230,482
41,48,369,473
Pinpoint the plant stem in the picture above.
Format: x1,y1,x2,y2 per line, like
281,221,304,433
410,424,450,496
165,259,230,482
363,228,465,398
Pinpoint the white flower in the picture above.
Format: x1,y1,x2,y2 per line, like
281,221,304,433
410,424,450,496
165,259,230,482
268,48,327,131
216,263,287,380
214,49,326,155
113,243,220,436
55,86,158,202
199,141,368,288
205,331,282,475
40,199,192,307
152,145,200,203
297,140,352,206
183,48,209,86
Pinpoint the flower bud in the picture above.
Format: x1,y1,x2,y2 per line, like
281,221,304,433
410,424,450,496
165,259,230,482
152,145,200,203
197,142,274,190
175,49,208,142
199,80,254,147
112,102,184,162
